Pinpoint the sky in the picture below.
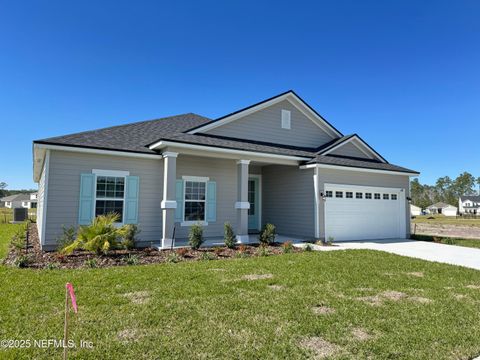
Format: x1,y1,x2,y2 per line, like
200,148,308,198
0,0,479,189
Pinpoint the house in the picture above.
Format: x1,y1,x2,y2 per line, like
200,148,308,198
1,193,37,209
426,202,457,216
410,204,422,216
32,90,419,251
458,195,480,215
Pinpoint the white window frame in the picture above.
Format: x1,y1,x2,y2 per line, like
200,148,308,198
181,176,209,226
281,109,291,129
92,169,130,224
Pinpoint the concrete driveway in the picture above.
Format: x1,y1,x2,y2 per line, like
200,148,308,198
297,239,480,271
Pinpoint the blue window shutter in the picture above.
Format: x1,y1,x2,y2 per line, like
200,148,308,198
175,180,184,222
124,176,140,224
78,173,95,225
206,181,216,222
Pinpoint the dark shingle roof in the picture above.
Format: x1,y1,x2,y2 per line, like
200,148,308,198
307,155,418,174
1,193,35,202
460,195,480,202
34,110,418,175
34,113,212,154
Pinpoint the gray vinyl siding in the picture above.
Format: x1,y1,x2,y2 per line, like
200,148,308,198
316,168,411,239
329,142,373,159
44,150,163,249
36,155,47,245
262,165,315,238
175,155,237,239
206,100,334,148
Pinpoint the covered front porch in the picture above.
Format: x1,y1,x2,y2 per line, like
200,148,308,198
157,147,317,249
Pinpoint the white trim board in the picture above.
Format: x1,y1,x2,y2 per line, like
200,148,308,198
186,91,342,138
40,150,50,246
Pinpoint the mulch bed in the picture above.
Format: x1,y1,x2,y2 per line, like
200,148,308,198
3,223,302,269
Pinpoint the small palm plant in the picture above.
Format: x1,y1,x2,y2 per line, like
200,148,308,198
62,213,126,255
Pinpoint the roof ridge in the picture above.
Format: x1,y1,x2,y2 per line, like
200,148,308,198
34,113,210,143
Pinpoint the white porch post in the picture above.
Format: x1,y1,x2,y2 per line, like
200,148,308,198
161,151,178,248
235,160,250,243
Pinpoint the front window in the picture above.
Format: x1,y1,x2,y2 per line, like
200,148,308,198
95,176,125,221
184,180,206,222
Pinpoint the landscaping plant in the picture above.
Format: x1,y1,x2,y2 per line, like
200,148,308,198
188,223,204,250
62,213,127,255
122,224,140,250
259,223,276,245
56,225,76,252
281,241,293,253
223,222,236,249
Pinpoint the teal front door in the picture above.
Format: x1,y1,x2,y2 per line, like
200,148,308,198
248,177,260,231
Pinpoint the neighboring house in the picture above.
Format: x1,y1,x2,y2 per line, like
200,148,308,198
426,202,457,216
458,195,480,215
1,193,38,209
410,204,422,216
32,90,419,251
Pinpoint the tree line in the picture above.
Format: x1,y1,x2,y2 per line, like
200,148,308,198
0,182,37,199
411,172,480,209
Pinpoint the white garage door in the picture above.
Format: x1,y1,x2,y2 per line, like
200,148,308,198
324,184,406,241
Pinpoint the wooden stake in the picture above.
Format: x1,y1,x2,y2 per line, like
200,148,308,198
63,286,69,360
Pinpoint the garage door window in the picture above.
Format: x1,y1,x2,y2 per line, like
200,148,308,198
383,194,389,200
391,194,397,200
335,191,343,198
346,192,353,198
325,191,333,198
356,192,363,199
374,193,381,200
365,193,372,199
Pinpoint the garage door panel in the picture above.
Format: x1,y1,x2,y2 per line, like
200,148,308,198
325,184,405,241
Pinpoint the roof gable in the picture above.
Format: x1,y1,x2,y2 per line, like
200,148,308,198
316,134,387,163
187,91,343,139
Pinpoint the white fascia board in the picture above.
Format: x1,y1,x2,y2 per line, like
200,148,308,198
149,140,311,162
320,135,386,163
187,92,342,138
34,143,162,159
300,163,419,177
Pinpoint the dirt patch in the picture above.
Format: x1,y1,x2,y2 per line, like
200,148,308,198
311,305,335,315
409,296,432,304
412,223,480,239
453,294,468,301
299,336,341,359
405,272,424,278
241,274,273,281
268,285,284,291
356,295,383,306
351,328,373,341
381,291,407,301
466,284,480,289
123,291,150,304
117,328,142,342
3,224,302,269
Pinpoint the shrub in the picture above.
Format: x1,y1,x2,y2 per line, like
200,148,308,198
304,244,313,252
84,258,98,268
224,222,236,249
166,252,180,263
176,247,189,257
282,241,293,253
201,251,216,261
14,255,31,268
327,236,334,245
259,223,276,245
188,224,204,250
238,244,248,254
256,245,269,257
10,228,26,251
46,262,60,270
56,225,76,252
124,254,139,266
122,224,140,250
444,237,455,245
62,214,126,255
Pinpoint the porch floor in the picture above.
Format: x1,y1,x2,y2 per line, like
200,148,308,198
170,234,306,249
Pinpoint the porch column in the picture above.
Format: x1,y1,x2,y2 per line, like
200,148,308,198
161,151,178,249
235,160,250,243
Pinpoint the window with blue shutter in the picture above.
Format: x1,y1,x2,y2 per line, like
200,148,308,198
206,181,216,222
175,179,184,222
124,176,139,224
78,173,95,225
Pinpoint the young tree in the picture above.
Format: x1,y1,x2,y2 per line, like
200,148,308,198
477,177,480,195
0,182,7,198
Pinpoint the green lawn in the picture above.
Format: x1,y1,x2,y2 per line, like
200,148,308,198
412,234,480,249
413,214,480,227
1,225,480,359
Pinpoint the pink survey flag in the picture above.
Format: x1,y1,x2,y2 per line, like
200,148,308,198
66,283,78,313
